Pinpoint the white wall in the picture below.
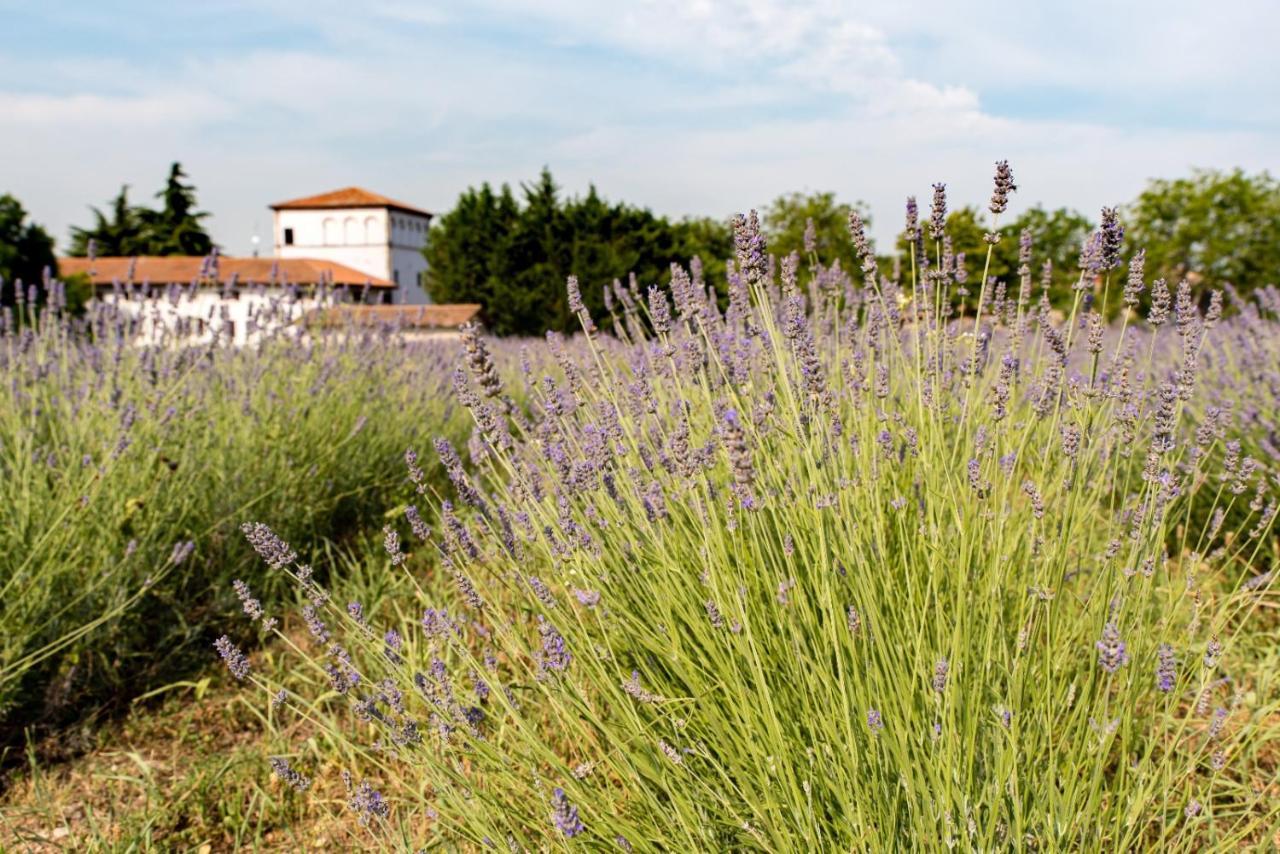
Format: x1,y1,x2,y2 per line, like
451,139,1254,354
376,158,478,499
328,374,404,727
97,287,356,348
271,206,433,304
273,208,391,282
387,210,432,304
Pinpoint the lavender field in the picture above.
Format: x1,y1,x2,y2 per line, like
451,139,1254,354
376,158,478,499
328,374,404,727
3,167,1280,851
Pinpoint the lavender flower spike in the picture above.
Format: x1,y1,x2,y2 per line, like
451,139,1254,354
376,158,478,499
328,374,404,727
989,160,1016,215
867,708,884,735
551,787,585,838
270,757,312,792
214,635,251,680
1155,643,1177,693
1096,621,1129,673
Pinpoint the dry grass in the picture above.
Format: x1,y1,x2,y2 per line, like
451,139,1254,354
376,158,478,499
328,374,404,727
0,645,367,852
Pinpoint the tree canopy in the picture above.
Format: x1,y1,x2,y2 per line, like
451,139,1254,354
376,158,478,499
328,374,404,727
426,167,1278,334
760,191,873,276
425,169,732,336
0,193,57,308
68,162,214,257
1126,169,1280,291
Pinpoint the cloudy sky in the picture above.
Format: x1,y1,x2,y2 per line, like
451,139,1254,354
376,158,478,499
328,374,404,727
2,0,1277,253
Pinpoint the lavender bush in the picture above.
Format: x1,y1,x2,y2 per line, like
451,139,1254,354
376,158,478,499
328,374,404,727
0,296,473,733
233,167,1279,848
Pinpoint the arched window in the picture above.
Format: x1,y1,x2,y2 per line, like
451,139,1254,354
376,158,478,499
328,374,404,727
322,217,338,245
344,216,359,244
364,215,381,244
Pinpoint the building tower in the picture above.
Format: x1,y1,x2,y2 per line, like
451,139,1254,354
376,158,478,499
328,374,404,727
270,187,433,303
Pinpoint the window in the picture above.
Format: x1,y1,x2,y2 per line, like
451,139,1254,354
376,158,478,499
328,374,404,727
283,227,294,245
393,269,400,284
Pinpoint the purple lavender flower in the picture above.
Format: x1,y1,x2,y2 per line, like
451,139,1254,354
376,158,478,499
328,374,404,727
933,658,949,693
566,274,586,314
867,708,884,735
461,323,503,398
1208,706,1228,739
1204,637,1222,669
705,599,725,629
1155,643,1177,693
1148,278,1170,326
240,522,297,570
722,409,756,506
847,211,873,268
658,738,684,765
405,504,431,541
537,617,571,674
648,285,672,334
170,540,194,566
622,670,662,703
1098,207,1124,270
233,579,272,628
1123,249,1145,307
989,160,1016,215
731,210,767,287
1096,621,1129,673
550,787,585,837
270,757,311,792
302,605,329,643
572,588,601,607
528,575,557,608
929,182,947,240
213,635,250,680
346,777,390,825
382,525,405,566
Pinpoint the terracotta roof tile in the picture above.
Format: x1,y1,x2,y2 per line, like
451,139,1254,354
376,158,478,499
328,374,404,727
270,187,432,217
58,256,395,288
304,304,481,329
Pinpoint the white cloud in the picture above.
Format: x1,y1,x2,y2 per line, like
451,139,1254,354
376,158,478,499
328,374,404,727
0,0,1276,255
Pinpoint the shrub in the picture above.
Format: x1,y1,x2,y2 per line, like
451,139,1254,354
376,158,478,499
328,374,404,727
229,169,1279,849
0,298,472,736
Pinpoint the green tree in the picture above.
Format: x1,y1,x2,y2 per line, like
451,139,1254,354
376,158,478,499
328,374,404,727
0,193,57,307
896,205,1093,309
67,185,148,257
425,168,732,336
141,162,214,255
761,191,872,275
1127,169,1280,293
68,163,215,257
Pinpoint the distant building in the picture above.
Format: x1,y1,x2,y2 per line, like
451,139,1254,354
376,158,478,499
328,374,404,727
55,186,455,346
270,187,433,303
59,255,396,346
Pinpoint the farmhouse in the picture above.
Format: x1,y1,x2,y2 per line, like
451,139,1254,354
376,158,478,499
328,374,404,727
55,187,477,345
270,187,432,303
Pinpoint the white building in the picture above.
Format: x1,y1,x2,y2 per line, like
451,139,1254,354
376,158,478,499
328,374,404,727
58,255,398,346
270,187,433,303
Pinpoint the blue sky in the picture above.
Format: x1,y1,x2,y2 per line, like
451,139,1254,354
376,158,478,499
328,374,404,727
2,0,1277,253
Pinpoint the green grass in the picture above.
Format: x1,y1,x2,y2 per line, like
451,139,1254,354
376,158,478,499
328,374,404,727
218,219,1280,850
0,311,470,739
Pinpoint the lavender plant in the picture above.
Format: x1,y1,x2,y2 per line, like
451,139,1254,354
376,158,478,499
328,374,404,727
0,296,474,732
231,167,1279,849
